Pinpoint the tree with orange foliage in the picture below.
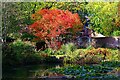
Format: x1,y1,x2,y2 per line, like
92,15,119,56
29,9,83,49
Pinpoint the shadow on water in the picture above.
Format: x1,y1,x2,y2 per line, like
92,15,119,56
2,63,63,80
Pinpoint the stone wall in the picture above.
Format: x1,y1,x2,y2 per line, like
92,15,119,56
91,36,120,48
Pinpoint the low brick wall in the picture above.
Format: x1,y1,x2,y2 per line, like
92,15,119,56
91,36,120,48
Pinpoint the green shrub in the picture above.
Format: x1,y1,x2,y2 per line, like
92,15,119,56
112,30,120,36
54,43,77,63
10,40,35,54
86,45,94,50
107,49,119,61
55,50,65,55
3,40,36,65
43,48,55,55
64,49,82,63
63,48,116,64
61,43,77,54
21,32,36,41
57,45,119,64
81,48,111,64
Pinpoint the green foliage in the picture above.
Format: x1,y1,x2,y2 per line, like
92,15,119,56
2,2,34,41
61,43,77,53
59,43,78,63
41,43,77,56
39,43,79,63
54,50,65,55
2,2,53,40
3,40,61,66
21,32,37,41
2,2,120,67
61,47,119,64
85,2,119,36
86,45,94,50
51,63,120,79
101,61,120,68
10,40,34,53
6,40,35,64
107,49,119,61
2,2,119,43
79,48,119,64
3,40,38,66
43,48,55,55
41,45,118,64
112,30,120,36
64,49,83,63
2,2,85,42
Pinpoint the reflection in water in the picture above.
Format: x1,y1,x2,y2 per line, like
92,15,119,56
2,63,63,80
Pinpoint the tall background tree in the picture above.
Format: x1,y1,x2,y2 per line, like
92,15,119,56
2,2,35,42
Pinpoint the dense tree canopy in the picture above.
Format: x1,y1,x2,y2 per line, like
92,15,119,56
85,2,120,36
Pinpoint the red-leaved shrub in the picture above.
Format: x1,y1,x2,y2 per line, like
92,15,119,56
29,9,83,49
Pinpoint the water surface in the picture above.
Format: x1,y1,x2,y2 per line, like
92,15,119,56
3,63,63,80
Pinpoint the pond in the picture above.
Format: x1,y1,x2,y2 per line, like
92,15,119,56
2,62,120,80
2,63,63,80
